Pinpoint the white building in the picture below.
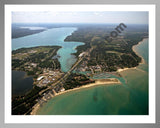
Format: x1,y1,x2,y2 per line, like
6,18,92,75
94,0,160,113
37,76,44,81
79,52,86,57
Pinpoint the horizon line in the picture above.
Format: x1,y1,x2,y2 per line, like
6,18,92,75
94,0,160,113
12,22,149,25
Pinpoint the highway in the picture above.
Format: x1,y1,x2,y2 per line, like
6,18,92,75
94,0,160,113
39,47,94,95
39,52,87,95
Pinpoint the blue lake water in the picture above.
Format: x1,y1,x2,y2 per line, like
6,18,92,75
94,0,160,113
12,27,84,96
12,27,84,72
37,39,149,115
12,26,149,115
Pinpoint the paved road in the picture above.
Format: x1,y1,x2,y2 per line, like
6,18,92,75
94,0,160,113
39,53,85,95
39,47,94,95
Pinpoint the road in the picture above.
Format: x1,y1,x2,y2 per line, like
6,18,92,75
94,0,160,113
39,47,94,95
38,51,88,95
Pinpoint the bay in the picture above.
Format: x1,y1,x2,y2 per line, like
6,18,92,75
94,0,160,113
12,27,84,72
12,70,33,96
37,38,149,115
12,27,84,96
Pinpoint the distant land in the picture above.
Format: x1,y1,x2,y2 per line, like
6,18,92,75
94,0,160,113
12,23,148,38
11,23,148,115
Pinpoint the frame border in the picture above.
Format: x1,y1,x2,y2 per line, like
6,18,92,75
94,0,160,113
0,0,159,128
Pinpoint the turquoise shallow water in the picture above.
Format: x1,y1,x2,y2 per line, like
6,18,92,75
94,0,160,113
12,27,84,72
12,27,84,97
37,38,149,115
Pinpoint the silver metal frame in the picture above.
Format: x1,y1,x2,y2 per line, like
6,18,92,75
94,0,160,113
0,0,159,127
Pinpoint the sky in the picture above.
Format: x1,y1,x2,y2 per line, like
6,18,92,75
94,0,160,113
12,11,148,24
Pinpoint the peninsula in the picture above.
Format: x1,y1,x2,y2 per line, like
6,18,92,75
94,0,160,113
11,24,148,115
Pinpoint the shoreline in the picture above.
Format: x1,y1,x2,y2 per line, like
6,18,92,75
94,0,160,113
55,78,121,96
117,38,147,73
31,38,148,115
31,78,121,115
132,38,147,64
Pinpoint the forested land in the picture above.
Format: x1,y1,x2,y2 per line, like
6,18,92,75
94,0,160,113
65,24,148,71
63,73,94,90
12,86,47,115
12,46,61,76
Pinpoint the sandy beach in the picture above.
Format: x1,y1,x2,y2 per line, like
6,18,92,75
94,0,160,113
31,38,148,115
31,78,121,115
132,38,146,64
117,67,136,73
117,38,147,73
55,78,121,96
